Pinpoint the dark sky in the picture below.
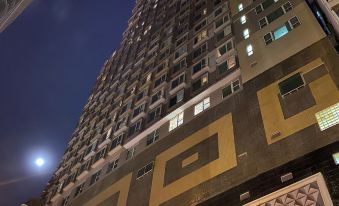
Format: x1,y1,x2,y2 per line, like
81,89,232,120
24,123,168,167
0,0,134,205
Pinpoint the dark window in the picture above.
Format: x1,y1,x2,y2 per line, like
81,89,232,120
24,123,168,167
218,61,228,74
255,4,263,14
146,130,159,146
137,162,154,179
110,135,123,150
90,170,101,185
148,106,162,123
193,43,207,59
278,73,304,97
169,90,184,108
267,7,285,23
264,33,273,45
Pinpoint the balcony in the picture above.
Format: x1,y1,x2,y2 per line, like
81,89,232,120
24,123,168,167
192,65,211,80
62,182,75,192
108,145,124,157
91,157,105,169
76,170,89,181
169,82,187,96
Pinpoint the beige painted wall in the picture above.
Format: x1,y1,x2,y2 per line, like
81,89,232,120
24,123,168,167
236,2,326,83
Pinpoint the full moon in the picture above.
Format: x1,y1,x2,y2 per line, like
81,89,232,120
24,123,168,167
35,158,45,167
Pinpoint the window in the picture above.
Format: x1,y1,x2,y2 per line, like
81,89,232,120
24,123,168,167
173,58,187,74
94,147,106,162
246,45,253,56
289,16,300,28
193,43,207,59
222,79,240,98
333,152,339,165
194,97,210,115
264,17,300,45
282,1,292,12
120,101,132,115
194,30,208,45
217,61,228,74
154,74,167,88
315,102,339,131
265,3,292,24
259,17,268,28
194,19,207,32
146,130,159,146
255,4,263,14
115,117,127,131
169,112,184,131
136,88,148,102
171,73,185,90
148,106,162,123
74,183,85,197
278,73,305,97
215,15,229,29
175,45,187,60
217,41,233,58
137,162,154,179
217,56,236,74
214,7,223,17
128,120,143,137
238,3,243,11
176,34,188,47
216,26,231,42
106,159,119,173
192,58,208,75
169,90,184,108
192,73,209,92
85,141,97,156
243,29,249,39
273,25,289,40
240,15,246,24
256,0,278,14
132,103,146,118
110,134,123,150
151,90,163,104
264,33,273,45
126,147,135,160
90,170,101,185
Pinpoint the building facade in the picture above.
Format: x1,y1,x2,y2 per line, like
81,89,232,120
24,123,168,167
42,0,339,205
0,0,32,32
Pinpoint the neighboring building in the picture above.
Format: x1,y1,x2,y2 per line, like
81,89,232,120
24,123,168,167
42,0,339,205
0,0,32,32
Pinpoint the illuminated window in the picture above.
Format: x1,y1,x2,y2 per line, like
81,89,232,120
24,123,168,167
243,29,249,39
238,3,244,11
316,102,339,131
273,25,289,40
240,15,247,24
246,44,253,56
169,112,184,131
333,152,339,165
194,97,210,115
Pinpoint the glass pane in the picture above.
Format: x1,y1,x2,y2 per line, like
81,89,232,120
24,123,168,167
278,73,304,96
273,25,289,40
218,61,228,74
222,85,232,98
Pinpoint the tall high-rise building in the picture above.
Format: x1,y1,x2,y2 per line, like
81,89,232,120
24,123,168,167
0,0,32,32
42,0,339,205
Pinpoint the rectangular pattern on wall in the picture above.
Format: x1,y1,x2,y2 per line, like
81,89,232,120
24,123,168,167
244,173,334,206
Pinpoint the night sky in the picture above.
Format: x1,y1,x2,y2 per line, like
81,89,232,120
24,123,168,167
0,0,134,205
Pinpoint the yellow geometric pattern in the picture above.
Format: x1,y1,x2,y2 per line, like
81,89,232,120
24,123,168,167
149,114,237,206
83,173,132,206
257,58,339,144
